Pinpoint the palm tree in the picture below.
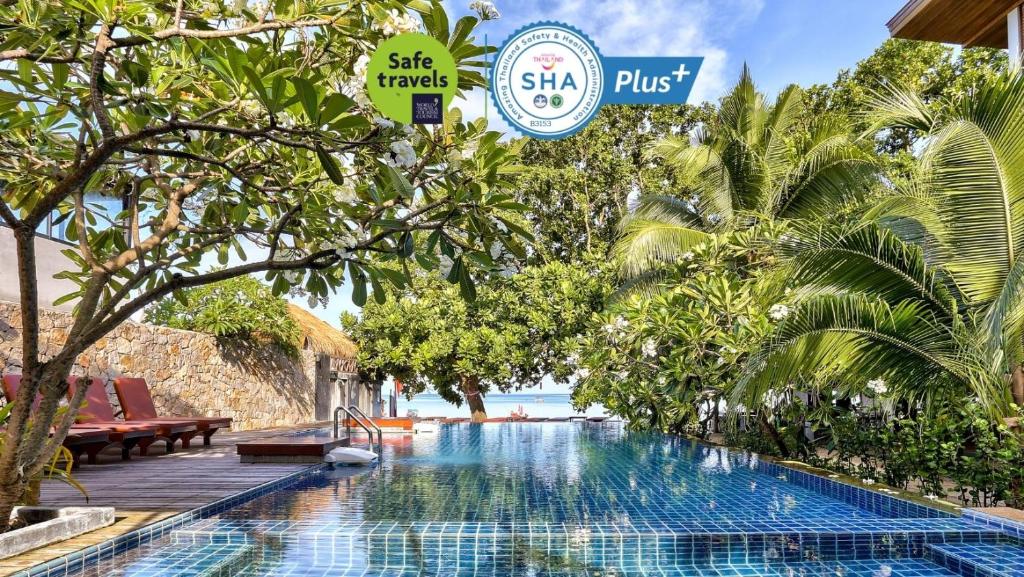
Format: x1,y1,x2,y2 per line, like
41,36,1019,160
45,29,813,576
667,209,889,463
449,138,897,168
613,66,877,291
735,72,1024,412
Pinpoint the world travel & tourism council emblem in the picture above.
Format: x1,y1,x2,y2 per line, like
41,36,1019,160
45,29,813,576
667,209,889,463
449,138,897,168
491,22,603,140
491,22,703,140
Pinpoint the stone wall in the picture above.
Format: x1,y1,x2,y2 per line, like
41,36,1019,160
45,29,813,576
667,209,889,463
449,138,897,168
0,301,353,431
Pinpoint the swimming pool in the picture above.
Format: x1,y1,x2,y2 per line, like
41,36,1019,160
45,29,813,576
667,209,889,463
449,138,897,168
52,423,1021,577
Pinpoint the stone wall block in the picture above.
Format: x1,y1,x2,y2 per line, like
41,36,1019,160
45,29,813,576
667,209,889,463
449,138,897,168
0,301,321,430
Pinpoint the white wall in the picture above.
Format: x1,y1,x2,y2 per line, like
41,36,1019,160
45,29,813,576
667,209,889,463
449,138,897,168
0,227,79,312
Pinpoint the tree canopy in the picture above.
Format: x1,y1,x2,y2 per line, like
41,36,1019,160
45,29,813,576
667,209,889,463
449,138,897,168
344,259,611,420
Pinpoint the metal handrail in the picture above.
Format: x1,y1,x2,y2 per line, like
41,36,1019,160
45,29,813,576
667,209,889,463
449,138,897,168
348,405,383,455
333,406,378,458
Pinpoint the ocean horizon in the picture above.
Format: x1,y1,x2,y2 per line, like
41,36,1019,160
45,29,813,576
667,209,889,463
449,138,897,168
394,392,607,419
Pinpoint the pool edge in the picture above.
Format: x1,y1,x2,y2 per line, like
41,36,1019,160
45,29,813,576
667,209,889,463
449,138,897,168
14,464,328,577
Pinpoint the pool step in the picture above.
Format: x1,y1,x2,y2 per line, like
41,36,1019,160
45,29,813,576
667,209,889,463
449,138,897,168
925,541,1024,577
150,555,967,577
114,542,256,577
170,518,1003,571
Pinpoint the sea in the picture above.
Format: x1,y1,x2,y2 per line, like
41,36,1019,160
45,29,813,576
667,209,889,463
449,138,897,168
394,393,607,419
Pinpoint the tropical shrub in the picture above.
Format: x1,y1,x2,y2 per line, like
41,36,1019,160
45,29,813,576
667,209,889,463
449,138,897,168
145,276,301,356
729,401,1024,507
573,226,783,435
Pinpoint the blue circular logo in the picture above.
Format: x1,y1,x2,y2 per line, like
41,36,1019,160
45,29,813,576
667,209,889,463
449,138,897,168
491,22,604,139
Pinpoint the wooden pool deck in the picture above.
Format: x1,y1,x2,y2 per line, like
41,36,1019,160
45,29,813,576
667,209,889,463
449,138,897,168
0,424,329,576
39,425,326,511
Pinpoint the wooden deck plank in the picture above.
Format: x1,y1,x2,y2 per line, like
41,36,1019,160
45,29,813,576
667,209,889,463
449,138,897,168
39,425,327,511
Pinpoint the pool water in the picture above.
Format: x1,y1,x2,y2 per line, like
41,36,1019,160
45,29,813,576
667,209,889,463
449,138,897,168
59,423,1021,577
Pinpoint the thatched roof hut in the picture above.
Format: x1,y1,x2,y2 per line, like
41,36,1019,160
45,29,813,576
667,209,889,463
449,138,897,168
286,304,358,360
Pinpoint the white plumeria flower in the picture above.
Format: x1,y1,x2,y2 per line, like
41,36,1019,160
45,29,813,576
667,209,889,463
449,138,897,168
641,338,658,358
577,368,590,379
867,378,887,395
388,140,417,168
613,316,629,331
681,251,695,261
375,9,421,36
768,304,790,321
373,116,395,129
469,0,501,20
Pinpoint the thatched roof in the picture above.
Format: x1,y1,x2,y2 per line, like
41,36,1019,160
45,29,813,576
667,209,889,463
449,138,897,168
287,304,358,359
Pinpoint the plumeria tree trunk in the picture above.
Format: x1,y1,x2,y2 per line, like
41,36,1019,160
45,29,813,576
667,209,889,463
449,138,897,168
460,375,487,422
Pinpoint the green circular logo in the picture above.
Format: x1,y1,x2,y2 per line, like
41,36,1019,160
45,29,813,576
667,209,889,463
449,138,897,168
550,94,564,108
366,33,458,125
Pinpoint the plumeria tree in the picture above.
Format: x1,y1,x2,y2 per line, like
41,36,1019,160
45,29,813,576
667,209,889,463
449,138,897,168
345,259,610,421
573,226,782,440
0,0,524,524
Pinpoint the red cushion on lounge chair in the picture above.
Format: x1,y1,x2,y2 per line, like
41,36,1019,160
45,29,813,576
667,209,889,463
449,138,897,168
112,377,161,421
113,377,232,431
66,376,118,422
1,374,42,411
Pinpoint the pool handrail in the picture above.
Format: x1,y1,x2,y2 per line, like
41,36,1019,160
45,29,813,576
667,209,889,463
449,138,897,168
333,406,380,459
348,404,383,455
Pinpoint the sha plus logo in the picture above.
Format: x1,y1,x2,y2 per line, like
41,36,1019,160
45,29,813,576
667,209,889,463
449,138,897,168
491,22,704,140
491,23,603,139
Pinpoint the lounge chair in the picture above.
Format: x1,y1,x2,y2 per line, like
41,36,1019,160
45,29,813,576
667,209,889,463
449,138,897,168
113,377,231,446
1,375,117,466
67,377,196,456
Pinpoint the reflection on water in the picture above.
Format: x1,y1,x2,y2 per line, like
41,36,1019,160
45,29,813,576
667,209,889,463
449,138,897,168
223,422,877,524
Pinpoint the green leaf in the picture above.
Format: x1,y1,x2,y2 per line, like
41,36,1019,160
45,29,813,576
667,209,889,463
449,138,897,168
351,265,368,306
449,16,478,50
398,232,414,258
315,144,345,185
289,77,320,123
370,274,386,304
242,65,270,109
386,166,416,199
458,265,477,301
320,93,355,124
429,1,450,44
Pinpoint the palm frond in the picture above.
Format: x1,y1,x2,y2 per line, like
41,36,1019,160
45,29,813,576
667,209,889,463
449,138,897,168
924,119,1015,304
785,222,958,321
614,195,711,279
733,294,973,409
859,84,935,137
649,140,735,223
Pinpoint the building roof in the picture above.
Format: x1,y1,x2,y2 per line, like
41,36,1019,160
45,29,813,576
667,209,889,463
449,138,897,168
286,303,358,360
887,0,1019,48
